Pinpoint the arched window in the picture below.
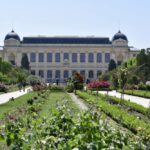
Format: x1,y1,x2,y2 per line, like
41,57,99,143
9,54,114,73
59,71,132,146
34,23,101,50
8,53,15,65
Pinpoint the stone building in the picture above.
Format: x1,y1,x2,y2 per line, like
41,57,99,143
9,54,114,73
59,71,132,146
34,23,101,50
0,30,139,83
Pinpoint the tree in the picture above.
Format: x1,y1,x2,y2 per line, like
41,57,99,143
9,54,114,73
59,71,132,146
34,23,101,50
118,69,128,99
108,59,116,71
0,72,8,83
0,61,12,74
136,49,147,66
21,53,30,70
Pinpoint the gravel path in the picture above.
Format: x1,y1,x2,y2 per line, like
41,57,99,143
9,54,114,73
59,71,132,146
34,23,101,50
0,87,32,104
68,93,88,111
98,90,150,108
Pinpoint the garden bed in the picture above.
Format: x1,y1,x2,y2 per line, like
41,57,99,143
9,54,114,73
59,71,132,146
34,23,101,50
118,90,150,99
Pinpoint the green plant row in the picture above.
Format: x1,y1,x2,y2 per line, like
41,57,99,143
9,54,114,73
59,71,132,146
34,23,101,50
91,90,149,116
76,91,150,140
0,101,148,149
118,90,150,99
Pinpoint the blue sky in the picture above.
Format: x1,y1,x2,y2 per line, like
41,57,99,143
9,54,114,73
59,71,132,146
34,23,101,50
0,0,150,49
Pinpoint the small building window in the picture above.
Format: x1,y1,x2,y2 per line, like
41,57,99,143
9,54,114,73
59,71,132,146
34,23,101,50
64,53,69,60
80,53,85,63
105,53,110,63
39,70,44,78
88,53,94,63
47,53,52,62
39,53,44,62
97,70,102,77
47,70,52,78
80,70,85,78
55,70,60,78
97,53,102,63
72,53,77,63
64,70,69,78
89,70,94,78
55,53,61,62
31,70,35,75
72,70,77,75
30,53,36,62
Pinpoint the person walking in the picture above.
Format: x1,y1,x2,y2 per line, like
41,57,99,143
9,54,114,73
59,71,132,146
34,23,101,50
22,81,26,92
18,82,22,92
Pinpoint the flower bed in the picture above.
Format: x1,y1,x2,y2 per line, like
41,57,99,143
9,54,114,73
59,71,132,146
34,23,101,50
87,81,110,91
32,83,47,91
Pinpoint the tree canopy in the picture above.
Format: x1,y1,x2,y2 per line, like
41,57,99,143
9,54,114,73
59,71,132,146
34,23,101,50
21,53,30,70
108,59,116,71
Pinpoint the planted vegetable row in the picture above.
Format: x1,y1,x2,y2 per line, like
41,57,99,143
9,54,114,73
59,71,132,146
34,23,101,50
76,90,150,140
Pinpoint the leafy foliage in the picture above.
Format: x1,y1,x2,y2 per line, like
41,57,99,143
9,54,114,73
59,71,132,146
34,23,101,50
21,53,30,71
0,102,147,149
108,59,117,71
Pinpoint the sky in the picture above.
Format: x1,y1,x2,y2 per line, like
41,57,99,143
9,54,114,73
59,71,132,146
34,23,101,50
0,0,150,49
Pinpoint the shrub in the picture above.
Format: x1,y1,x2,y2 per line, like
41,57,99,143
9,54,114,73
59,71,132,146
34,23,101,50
49,85,64,91
32,83,47,91
0,83,8,93
66,83,74,93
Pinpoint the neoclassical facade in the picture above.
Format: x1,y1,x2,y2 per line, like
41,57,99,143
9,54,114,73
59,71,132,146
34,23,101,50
0,30,139,83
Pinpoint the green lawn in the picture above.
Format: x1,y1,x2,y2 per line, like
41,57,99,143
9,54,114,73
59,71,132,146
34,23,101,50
40,90,80,117
0,92,36,119
0,90,80,119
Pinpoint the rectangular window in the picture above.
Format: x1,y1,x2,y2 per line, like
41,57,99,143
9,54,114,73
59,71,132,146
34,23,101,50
72,53,77,63
97,53,102,63
64,70,69,78
89,70,94,78
39,70,44,78
47,53,52,62
31,70,35,75
64,53,69,60
72,70,77,75
97,70,102,77
39,53,44,62
105,53,110,63
47,70,52,78
30,53,36,62
80,70,85,77
88,53,94,63
80,53,85,63
55,53,60,62
55,70,60,78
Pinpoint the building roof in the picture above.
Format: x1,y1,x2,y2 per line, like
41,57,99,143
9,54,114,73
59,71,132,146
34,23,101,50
112,30,128,41
22,37,111,44
4,30,20,41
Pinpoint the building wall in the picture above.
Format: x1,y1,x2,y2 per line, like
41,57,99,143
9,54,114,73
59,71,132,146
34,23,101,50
2,38,139,83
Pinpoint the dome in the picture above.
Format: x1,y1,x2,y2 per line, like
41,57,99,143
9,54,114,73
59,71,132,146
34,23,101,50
4,30,20,41
112,30,128,41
